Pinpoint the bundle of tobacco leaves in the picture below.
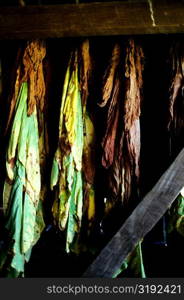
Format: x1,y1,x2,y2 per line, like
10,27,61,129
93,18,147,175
123,39,144,206
0,40,49,277
99,39,145,277
100,39,144,214
51,39,96,253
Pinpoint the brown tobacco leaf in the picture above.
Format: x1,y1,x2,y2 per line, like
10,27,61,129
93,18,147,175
123,40,144,203
124,119,141,203
168,43,184,133
124,39,144,132
168,73,182,129
83,114,96,185
6,40,46,132
101,76,121,169
22,40,46,115
101,40,144,213
100,43,123,206
98,43,120,107
80,39,95,184
80,39,92,111
83,150,95,185
108,130,124,200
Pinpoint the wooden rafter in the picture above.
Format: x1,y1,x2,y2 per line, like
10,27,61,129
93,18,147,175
0,1,184,39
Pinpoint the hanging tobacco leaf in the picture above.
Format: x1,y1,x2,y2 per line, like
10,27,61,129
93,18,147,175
51,40,96,253
167,42,184,237
123,39,144,204
80,40,96,232
99,39,145,277
51,51,84,252
101,44,121,170
100,40,144,210
0,40,48,277
1,83,44,277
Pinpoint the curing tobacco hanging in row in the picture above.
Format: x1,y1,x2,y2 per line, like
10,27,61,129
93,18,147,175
0,37,184,278
0,40,49,277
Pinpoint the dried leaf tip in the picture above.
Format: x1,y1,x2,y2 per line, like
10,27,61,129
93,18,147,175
22,40,46,115
99,43,121,107
80,39,92,108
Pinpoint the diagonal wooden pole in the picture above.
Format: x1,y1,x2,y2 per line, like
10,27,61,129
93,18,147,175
83,147,184,277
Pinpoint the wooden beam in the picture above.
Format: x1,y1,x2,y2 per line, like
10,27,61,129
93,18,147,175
83,147,184,277
0,1,184,39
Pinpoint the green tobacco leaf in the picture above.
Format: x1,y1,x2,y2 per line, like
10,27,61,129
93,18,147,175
112,241,146,278
1,82,44,277
51,52,84,251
